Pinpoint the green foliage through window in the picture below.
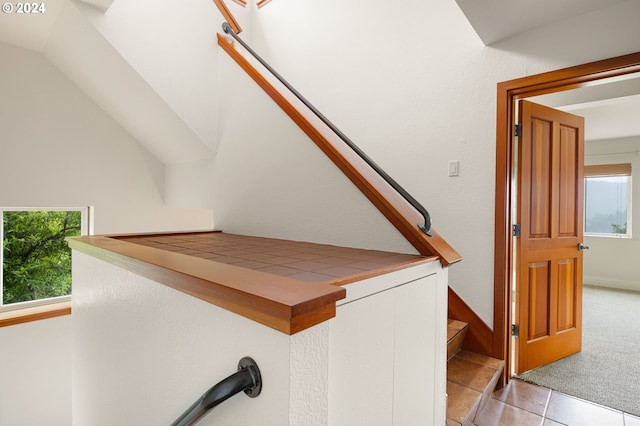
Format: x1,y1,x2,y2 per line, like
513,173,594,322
2,210,82,305
611,222,627,234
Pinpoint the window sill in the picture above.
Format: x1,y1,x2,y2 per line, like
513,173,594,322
585,233,632,239
0,301,71,328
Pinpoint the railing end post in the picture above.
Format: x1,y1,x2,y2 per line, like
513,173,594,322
238,357,262,398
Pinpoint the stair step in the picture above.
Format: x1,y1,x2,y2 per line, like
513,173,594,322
447,319,469,361
446,350,504,426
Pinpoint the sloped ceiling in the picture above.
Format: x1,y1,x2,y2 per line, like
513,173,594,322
0,0,214,166
1,0,639,164
454,0,629,45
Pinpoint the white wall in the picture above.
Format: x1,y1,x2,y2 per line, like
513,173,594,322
584,137,640,291
211,0,640,326
0,42,213,426
0,315,71,426
0,42,213,234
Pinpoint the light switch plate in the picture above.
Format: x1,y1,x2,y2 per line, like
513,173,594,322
448,160,459,177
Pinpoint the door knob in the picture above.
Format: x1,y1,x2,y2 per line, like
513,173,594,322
578,243,589,251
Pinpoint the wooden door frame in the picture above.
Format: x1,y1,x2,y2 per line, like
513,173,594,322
493,51,640,383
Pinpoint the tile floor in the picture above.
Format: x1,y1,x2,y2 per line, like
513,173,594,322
475,379,640,426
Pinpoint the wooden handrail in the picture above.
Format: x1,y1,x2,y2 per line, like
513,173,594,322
212,0,243,34
217,31,462,267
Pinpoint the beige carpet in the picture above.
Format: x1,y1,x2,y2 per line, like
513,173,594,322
517,285,640,417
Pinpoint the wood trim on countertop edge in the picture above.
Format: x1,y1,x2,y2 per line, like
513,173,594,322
68,235,348,335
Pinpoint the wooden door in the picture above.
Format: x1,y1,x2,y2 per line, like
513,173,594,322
514,100,585,374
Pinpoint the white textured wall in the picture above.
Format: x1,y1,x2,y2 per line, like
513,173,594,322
213,51,414,252
584,137,640,291
72,251,333,426
212,0,640,326
0,43,213,234
0,315,71,426
71,252,446,425
0,42,213,426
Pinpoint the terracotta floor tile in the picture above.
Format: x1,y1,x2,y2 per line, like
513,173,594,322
542,419,565,426
448,357,499,392
447,381,482,425
545,392,624,426
456,350,503,370
492,379,551,416
474,398,544,426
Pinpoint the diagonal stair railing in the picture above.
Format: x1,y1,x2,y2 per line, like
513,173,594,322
217,23,461,266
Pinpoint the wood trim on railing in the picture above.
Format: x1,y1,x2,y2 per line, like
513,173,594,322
448,286,493,357
217,33,462,267
0,301,71,328
256,0,272,7
68,235,346,335
212,0,243,34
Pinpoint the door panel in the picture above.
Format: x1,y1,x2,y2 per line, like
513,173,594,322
515,100,584,374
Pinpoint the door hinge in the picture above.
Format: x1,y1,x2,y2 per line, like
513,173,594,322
515,124,522,137
513,224,521,237
512,324,519,337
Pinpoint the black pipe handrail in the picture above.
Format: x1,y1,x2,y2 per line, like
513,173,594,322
221,23,433,237
171,357,262,426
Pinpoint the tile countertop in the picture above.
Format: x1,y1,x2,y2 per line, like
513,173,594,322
68,231,438,335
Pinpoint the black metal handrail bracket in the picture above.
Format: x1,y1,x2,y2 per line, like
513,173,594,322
171,357,262,426
221,23,433,237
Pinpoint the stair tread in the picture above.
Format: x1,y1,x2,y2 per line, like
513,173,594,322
447,350,504,426
446,381,482,425
448,318,468,331
447,319,469,361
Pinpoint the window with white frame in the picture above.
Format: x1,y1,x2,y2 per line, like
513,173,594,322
0,207,91,311
584,164,632,237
